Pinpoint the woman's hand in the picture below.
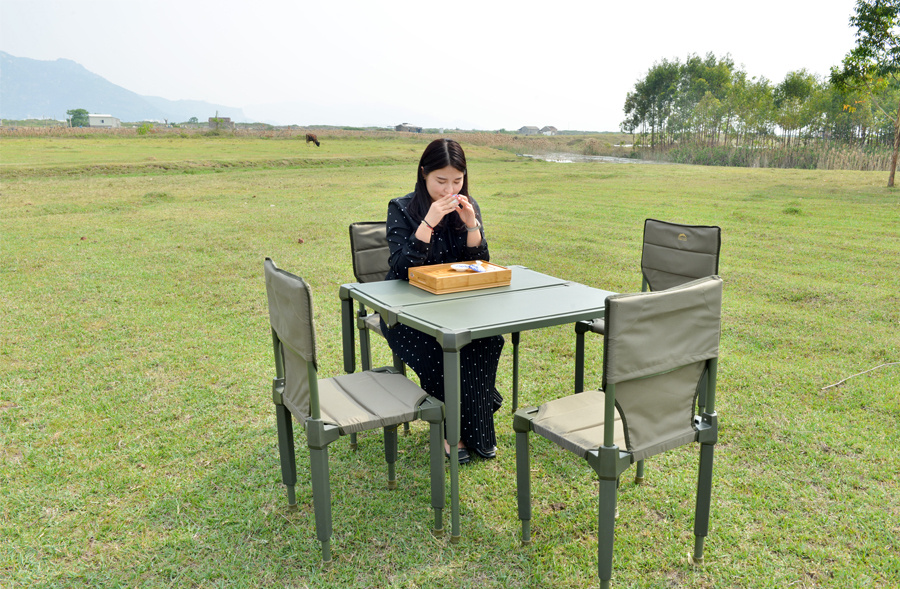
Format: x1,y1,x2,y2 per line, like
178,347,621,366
454,194,478,228
424,194,477,228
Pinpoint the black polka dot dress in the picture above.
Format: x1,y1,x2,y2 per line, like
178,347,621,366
381,193,504,452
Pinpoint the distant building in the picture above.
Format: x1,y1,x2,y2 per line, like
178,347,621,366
541,126,558,136
395,123,423,133
88,114,121,128
518,126,540,135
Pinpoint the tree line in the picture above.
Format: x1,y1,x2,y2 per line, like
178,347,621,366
620,52,898,151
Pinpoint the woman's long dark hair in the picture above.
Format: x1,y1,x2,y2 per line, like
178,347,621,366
408,138,469,230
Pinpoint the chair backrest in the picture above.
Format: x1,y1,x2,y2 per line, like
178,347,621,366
264,258,317,421
349,221,390,283
603,276,722,461
641,219,721,292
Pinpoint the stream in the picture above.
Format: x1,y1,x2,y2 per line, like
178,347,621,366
517,152,674,165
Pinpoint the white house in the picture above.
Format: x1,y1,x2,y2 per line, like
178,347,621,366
88,114,121,128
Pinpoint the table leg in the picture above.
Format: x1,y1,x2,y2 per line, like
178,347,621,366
339,288,356,374
511,331,520,411
574,321,588,394
443,348,461,542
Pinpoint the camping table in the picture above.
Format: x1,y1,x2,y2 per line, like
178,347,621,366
339,265,616,541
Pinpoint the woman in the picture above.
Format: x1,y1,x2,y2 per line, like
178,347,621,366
381,138,503,464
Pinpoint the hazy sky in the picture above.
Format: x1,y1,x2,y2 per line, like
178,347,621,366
1,0,859,131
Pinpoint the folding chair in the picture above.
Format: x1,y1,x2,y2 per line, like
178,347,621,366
348,222,400,373
348,221,411,445
575,219,721,394
515,276,722,588
264,258,445,566
574,217,721,480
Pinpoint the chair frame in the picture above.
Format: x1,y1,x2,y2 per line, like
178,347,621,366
265,258,446,566
515,276,722,587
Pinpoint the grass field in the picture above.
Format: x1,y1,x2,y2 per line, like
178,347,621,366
1,132,898,588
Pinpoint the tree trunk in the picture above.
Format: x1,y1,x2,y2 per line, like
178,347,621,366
889,101,900,187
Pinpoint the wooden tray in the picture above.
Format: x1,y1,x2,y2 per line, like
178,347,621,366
409,261,511,294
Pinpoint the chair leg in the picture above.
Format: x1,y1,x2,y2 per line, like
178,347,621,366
511,332,521,411
696,373,709,416
419,399,446,536
425,409,446,536
393,351,406,375
359,333,373,372
515,428,532,544
384,425,399,490
309,442,333,567
692,442,716,565
306,420,340,568
386,353,411,435
597,476,618,588
634,459,645,484
274,403,297,508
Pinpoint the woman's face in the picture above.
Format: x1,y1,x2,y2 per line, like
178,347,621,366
423,165,465,201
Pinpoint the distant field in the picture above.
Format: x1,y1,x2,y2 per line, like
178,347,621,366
0,132,426,174
1,133,898,588
0,128,633,171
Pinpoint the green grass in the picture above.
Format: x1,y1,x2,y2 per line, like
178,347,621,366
2,133,898,588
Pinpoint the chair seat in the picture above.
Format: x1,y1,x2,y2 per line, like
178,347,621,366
531,390,627,459
319,371,429,435
364,312,384,337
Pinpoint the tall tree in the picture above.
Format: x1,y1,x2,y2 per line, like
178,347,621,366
775,70,819,145
622,58,681,147
67,108,89,127
832,0,900,186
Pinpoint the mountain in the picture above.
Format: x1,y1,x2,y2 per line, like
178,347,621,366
0,52,248,123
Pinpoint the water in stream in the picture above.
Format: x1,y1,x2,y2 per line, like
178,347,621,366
517,152,673,165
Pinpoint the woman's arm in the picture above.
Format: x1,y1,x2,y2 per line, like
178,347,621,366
386,197,431,280
462,198,489,261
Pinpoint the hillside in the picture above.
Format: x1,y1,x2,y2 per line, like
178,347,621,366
0,51,248,123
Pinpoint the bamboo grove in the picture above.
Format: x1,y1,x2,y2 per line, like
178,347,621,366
621,52,900,169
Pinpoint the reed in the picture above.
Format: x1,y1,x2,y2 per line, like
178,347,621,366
637,142,896,171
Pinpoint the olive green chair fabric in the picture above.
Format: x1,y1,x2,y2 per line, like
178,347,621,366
264,258,446,566
349,222,394,372
574,218,721,394
515,276,723,588
641,218,722,291
350,221,392,284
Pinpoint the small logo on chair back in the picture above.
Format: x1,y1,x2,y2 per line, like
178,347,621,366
678,233,688,241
